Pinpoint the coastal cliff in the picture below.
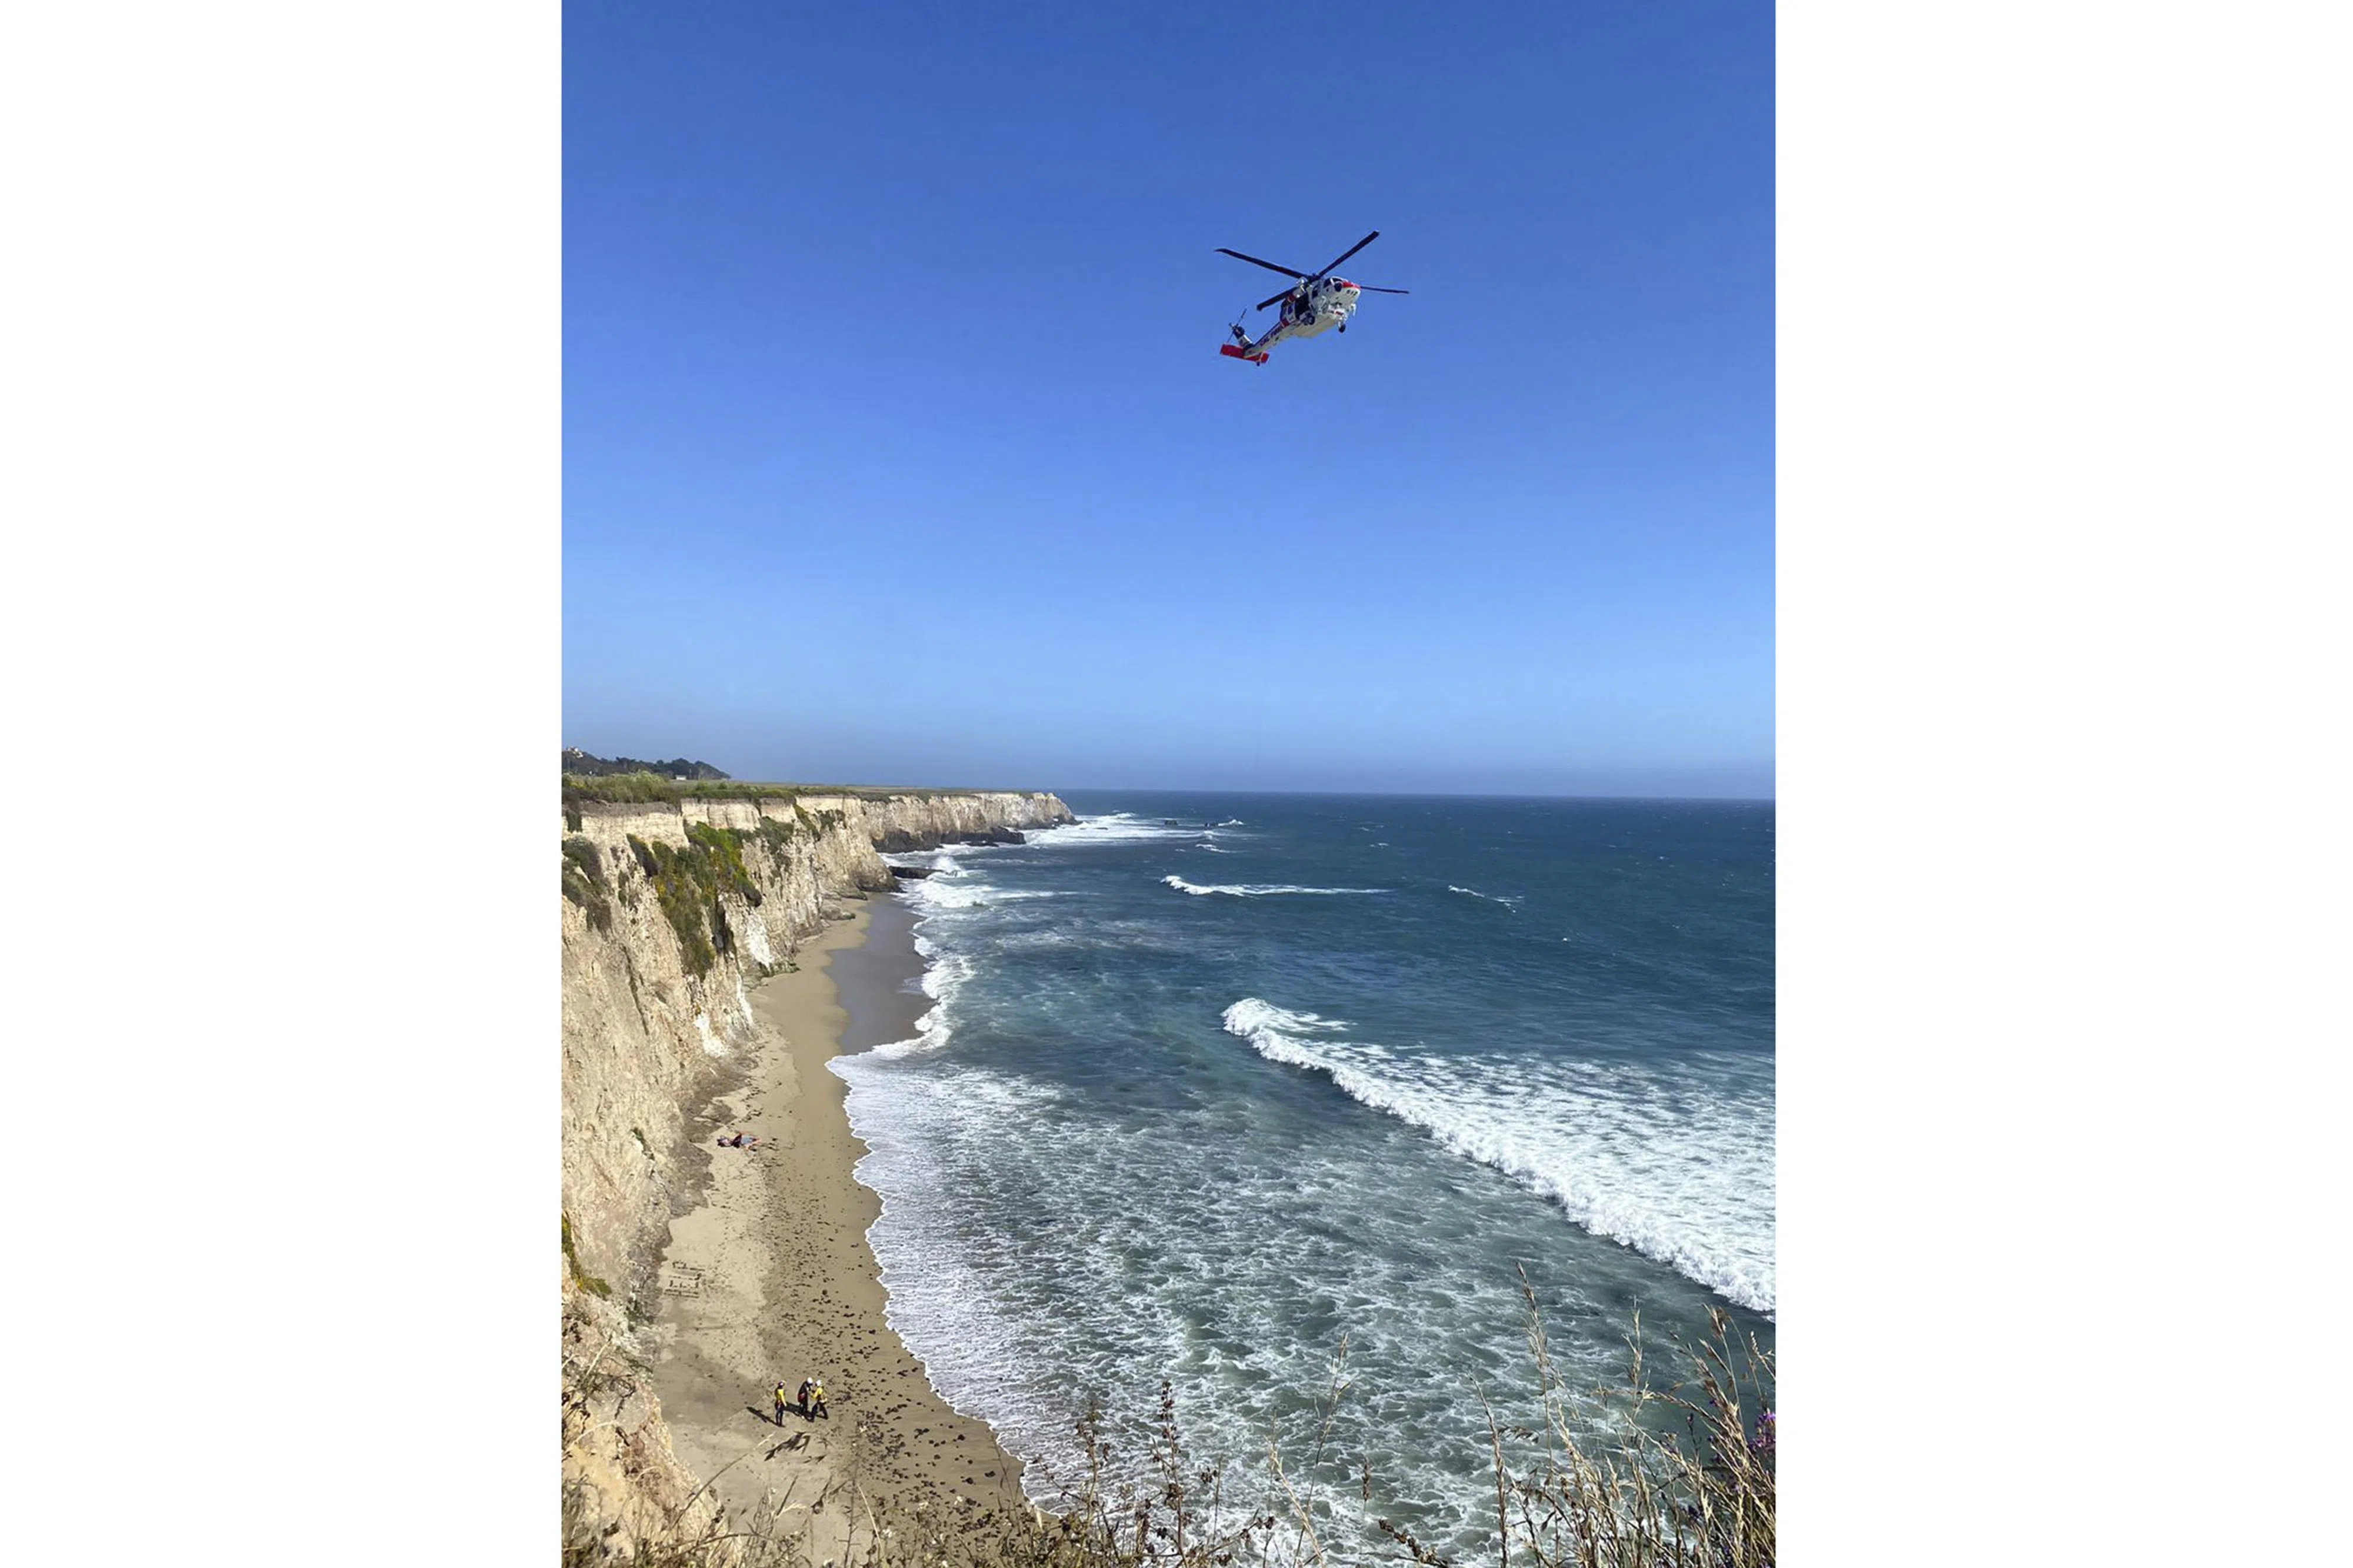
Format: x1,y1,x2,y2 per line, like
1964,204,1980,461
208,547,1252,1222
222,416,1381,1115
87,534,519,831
560,787,1072,1560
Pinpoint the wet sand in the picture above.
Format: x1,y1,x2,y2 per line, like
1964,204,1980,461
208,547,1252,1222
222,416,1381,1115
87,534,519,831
830,893,931,1053
645,895,1029,1566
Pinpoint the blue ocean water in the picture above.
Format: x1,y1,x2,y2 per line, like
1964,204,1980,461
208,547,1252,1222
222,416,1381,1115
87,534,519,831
833,793,1774,1558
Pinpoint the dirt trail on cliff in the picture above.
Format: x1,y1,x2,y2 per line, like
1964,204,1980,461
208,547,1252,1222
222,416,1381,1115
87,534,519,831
645,903,1030,1565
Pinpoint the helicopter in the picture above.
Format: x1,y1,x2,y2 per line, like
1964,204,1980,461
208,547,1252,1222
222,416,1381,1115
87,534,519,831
1215,230,1410,365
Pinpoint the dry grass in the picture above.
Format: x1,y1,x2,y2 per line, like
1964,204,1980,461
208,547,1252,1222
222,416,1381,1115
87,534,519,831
1390,1272,1775,1568
559,1278,1773,1568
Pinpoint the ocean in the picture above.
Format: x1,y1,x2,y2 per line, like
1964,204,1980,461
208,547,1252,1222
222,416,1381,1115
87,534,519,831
831,792,1774,1559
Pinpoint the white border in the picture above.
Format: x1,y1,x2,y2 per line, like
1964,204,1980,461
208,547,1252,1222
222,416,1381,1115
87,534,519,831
1783,2,2345,1560
7,1,2345,1557
5,4,554,1556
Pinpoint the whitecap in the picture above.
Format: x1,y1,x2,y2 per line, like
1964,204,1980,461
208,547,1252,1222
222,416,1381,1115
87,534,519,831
1162,876,1384,898
1023,813,1204,846
1219,998,1776,1315
902,873,1061,911
1221,997,1350,1036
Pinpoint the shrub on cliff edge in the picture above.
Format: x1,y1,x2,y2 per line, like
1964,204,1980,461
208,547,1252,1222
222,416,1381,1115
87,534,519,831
685,822,762,908
623,829,764,978
648,843,717,976
562,836,615,933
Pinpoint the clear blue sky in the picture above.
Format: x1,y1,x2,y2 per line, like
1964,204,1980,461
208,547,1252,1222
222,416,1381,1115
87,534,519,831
564,1,1773,797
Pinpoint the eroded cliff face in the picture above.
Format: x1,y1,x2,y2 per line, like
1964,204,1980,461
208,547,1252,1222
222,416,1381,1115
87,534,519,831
559,788,1072,1560
560,790,1071,1289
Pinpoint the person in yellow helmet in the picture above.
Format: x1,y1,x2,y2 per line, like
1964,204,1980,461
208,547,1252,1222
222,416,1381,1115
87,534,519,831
773,1381,792,1426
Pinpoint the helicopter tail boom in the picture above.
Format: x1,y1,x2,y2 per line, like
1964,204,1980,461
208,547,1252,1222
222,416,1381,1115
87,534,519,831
1218,343,1269,365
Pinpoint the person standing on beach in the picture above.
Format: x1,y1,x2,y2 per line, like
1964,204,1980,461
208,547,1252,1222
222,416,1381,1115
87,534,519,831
774,1382,791,1426
809,1378,829,1420
795,1378,812,1417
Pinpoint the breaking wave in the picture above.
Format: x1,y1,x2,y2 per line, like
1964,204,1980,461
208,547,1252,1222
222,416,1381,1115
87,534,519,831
861,937,972,1060
905,877,1058,910
835,795,1772,1558
1162,876,1384,898
895,850,1060,912
1025,812,1204,847
1219,998,1775,1315
877,816,1173,1066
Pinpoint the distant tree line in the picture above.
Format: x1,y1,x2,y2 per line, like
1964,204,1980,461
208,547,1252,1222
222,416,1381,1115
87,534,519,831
561,747,729,780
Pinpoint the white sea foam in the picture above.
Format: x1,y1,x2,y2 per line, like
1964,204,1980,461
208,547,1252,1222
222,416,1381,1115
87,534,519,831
1023,812,1203,846
862,947,974,1060
851,922,976,1062
829,801,1773,1563
830,1040,1659,1559
874,851,1012,1060
904,875,993,910
1447,884,1521,910
1222,998,1351,1035
900,870,1061,911
1220,998,1776,1316
1162,876,1384,898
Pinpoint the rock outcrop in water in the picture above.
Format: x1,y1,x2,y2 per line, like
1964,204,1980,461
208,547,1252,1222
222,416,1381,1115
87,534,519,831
560,786,1072,1560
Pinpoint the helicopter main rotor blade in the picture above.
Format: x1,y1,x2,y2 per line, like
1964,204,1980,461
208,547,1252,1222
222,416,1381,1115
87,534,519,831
1251,281,1407,311
1217,248,1307,279
1309,230,1380,281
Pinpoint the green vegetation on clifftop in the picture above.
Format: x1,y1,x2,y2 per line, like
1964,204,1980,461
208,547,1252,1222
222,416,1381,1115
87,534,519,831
564,771,1030,809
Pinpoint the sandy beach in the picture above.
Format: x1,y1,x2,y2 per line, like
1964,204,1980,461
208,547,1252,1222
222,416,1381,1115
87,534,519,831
645,894,1029,1566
